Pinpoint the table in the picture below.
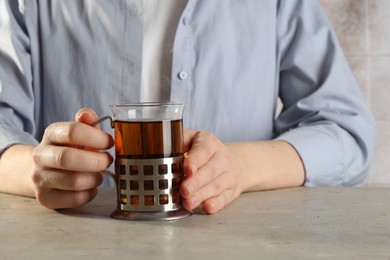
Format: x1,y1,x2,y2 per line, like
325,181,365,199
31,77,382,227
1,187,390,259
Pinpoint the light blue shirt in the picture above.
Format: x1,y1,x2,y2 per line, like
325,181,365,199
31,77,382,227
0,0,376,187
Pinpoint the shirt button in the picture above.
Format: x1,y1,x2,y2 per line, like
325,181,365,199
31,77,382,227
178,71,188,80
182,17,188,26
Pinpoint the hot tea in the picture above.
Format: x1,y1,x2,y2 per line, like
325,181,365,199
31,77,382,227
114,119,183,158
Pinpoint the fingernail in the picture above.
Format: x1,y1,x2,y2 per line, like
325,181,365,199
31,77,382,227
185,182,195,195
207,201,216,213
191,164,197,175
75,111,84,121
108,153,114,165
190,195,199,206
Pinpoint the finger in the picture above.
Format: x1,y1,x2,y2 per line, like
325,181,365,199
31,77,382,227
43,121,114,149
180,152,225,198
183,131,219,177
33,145,113,172
32,168,103,191
75,107,99,125
183,129,198,152
202,189,237,214
182,171,232,210
35,188,98,209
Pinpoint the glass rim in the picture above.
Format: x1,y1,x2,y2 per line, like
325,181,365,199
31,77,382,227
110,102,184,108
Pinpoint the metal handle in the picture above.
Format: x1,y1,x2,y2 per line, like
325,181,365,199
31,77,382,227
91,115,114,128
90,116,116,183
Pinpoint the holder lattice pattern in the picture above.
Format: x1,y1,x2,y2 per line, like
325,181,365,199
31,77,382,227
116,156,184,212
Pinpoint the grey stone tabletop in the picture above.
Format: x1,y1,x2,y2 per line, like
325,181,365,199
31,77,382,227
1,187,390,259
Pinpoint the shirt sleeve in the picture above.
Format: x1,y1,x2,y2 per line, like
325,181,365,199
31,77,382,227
0,0,38,154
274,0,376,186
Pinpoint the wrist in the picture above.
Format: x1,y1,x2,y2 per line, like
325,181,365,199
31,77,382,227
227,140,305,192
0,144,36,197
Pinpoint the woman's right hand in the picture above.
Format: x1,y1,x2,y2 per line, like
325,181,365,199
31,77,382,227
31,108,114,209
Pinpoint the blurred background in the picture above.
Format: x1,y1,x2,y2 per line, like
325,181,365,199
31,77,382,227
318,0,389,186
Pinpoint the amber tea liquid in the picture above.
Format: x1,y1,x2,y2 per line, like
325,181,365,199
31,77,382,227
114,119,183,158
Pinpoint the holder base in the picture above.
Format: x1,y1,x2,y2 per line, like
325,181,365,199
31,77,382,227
110,208,192,221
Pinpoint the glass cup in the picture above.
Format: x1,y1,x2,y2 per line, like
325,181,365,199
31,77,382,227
95,102,192,220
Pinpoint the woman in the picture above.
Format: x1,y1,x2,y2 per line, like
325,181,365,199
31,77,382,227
0,0,376,214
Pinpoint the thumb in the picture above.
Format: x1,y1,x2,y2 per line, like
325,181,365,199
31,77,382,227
75,107,99,125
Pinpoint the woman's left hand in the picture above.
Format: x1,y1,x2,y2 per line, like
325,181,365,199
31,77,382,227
180,130,243,214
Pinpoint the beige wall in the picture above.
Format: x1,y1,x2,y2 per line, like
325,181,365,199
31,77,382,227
318,0,390,186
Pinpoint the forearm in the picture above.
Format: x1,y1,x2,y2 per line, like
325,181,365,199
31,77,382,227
227,140,305,192
0,144,36,197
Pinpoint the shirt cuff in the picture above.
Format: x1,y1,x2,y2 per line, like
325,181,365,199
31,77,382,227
276,124,367,187
0,124,38,155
